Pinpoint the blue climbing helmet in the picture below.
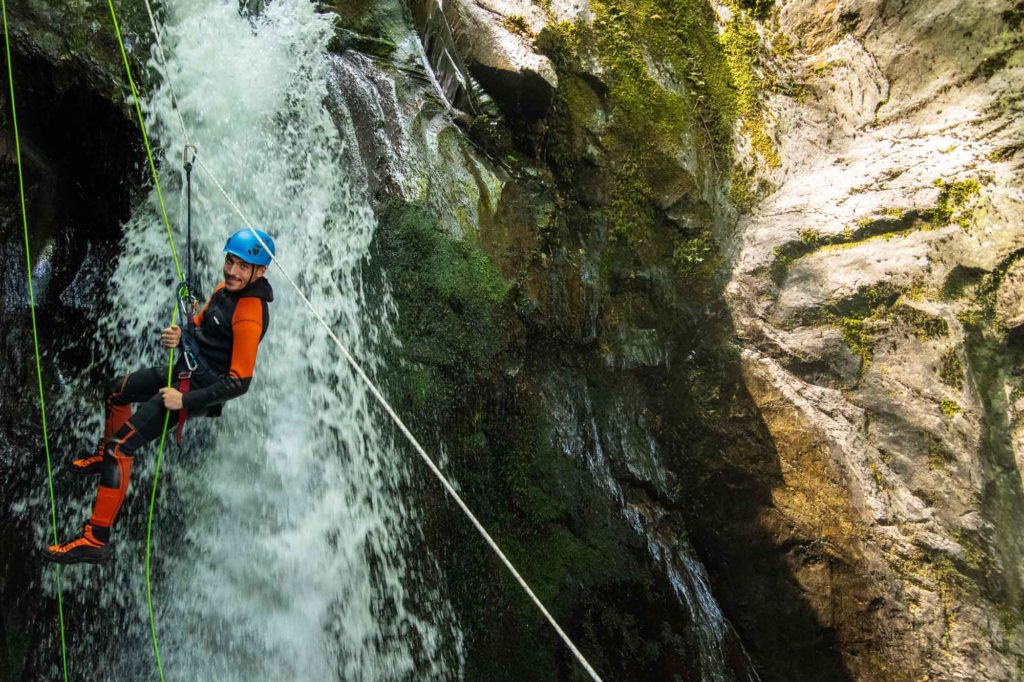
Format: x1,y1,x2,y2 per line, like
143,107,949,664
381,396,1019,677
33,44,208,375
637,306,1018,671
224,228,275,267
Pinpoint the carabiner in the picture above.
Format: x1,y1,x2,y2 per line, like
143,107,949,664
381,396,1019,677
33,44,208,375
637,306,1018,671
183,143,198,168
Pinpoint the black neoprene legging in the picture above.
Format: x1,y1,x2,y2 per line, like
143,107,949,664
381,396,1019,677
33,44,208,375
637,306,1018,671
103,365,217,465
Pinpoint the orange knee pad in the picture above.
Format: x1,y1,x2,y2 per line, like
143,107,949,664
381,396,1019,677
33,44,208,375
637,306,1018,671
89,448,133,529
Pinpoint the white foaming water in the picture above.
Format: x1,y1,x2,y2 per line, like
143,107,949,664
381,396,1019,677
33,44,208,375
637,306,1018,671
51,1,461,679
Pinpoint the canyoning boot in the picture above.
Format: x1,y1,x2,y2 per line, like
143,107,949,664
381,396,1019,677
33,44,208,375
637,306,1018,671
42,525,112,565
69,444,106,477
69,401,132,477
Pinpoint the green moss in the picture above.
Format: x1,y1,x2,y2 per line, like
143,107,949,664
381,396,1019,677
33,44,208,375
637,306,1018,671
720,4,779,168
810,59,846,77
794,282,935,376
548,1,735,150
378,201,511,375
890,304,949,339
953,530,988,574
954,251,1023,330
769,211,928,286
999,605,1020,639
940,398,962,418
799,229,821,244
501,14,534,38
838,9,861,32
671,231,722,290
504,521,627,609
937,264,987,299
735,0,774,19
836,281,902,319
931,555,965,643
938,349,965,390
925,435,952,472
868,460,888,491
836,316,873,368
959,276,1024,641
892,549,972,649
560,74,604,132
770,29,794,59
934,178,982,229
957,305,989,330
543,0,735,281
769,246,795,285
767,177,984,285
902,279,932,302
987,142,1024,162
729,167,758,210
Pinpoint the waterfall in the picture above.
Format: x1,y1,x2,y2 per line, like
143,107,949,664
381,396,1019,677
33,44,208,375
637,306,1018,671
42,1,462,679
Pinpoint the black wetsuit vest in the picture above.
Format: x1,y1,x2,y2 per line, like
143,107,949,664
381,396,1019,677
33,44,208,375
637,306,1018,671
181,277,274,413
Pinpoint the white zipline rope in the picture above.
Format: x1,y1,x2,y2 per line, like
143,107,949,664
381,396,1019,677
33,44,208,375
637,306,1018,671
140,3,604,680
142,0,190,146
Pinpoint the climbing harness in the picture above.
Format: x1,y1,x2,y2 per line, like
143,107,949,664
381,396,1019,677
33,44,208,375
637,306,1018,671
2,1,70,679
110,0,605,680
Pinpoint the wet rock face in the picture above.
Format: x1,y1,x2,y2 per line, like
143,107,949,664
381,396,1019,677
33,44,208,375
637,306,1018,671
727,0,1024,678
8,0,151,104
334,2,778,680
0,4,144,678
0,17,142,396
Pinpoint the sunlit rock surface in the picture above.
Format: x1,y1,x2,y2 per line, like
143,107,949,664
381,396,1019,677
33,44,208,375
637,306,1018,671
726,0,1024,679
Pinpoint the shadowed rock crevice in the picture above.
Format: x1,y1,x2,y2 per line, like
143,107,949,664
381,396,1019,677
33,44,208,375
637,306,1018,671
469,62,554,123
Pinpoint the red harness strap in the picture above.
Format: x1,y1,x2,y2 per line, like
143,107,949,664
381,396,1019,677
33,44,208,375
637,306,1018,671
175,371,191,444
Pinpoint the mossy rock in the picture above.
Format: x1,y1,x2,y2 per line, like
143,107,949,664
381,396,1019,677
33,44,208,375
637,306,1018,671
378,200,512,370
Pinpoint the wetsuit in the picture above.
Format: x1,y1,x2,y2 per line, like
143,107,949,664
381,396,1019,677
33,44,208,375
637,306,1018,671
82,276,274,542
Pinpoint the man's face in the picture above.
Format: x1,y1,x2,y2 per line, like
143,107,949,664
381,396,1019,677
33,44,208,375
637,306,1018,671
223,253,266,292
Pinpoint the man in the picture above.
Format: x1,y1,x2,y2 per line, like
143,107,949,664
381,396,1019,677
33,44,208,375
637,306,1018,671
42,228,276,564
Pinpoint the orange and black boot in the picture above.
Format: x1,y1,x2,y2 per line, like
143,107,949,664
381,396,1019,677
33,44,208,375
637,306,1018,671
47,442,132,564
70,403,131,476
42,524,112,564
69,444,105,476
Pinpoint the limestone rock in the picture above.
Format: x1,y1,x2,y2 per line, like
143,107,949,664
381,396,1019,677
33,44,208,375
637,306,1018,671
997,260,1024,331
726,0,1024,678
772,229,954,326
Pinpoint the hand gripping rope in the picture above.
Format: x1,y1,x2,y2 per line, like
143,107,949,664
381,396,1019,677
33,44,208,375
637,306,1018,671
111,1,605,679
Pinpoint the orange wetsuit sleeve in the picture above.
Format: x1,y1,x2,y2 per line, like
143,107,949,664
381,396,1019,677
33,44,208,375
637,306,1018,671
229,297,264,379
193,282,226,327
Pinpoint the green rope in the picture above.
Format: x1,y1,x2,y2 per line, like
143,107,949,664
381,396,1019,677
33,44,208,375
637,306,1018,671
2,1,70,679
106,2,182,680
144,320,177,682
